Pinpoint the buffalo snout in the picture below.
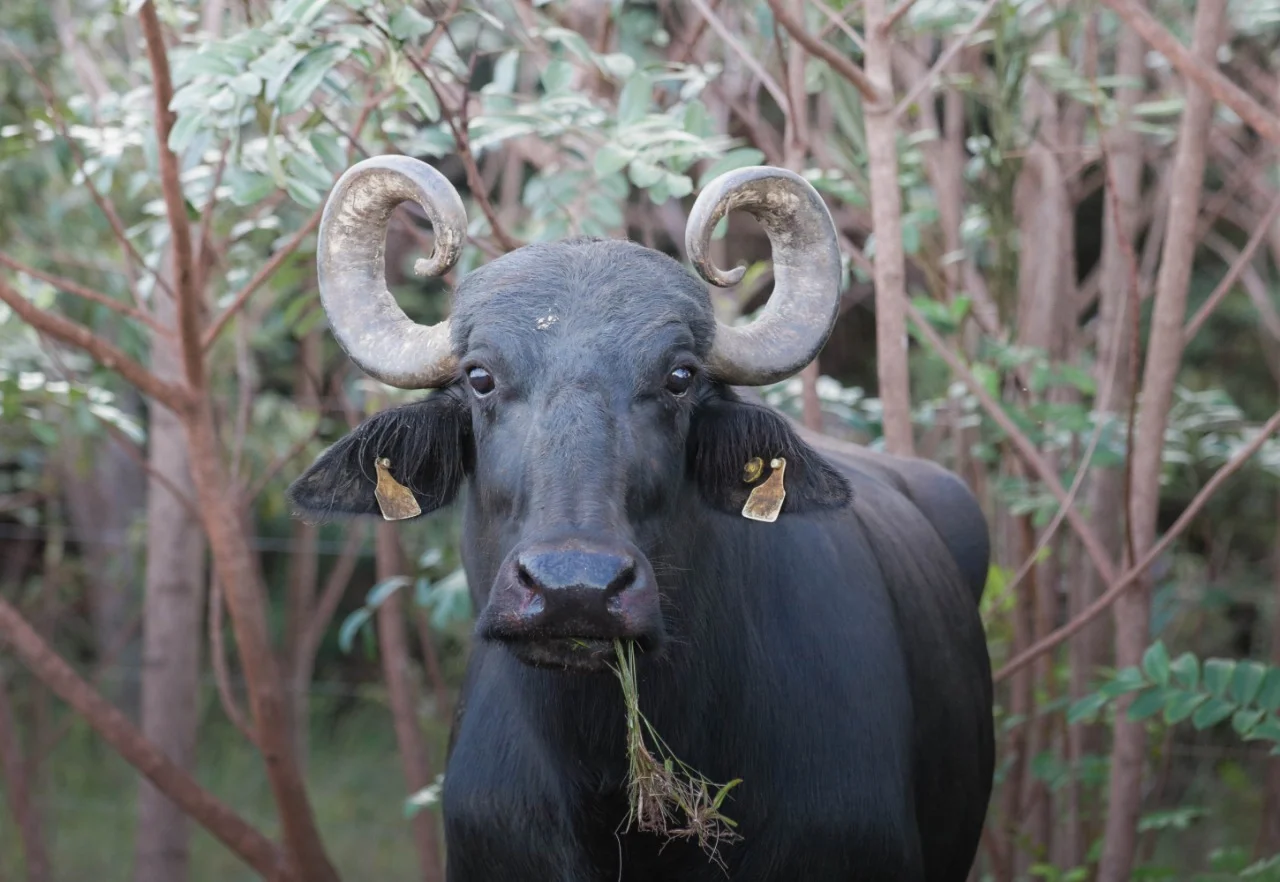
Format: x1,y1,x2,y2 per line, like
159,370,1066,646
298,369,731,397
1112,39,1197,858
477,537,664,670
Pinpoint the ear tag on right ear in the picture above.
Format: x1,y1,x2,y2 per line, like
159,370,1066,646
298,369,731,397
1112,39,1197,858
742,458,786,523
374,457,421,521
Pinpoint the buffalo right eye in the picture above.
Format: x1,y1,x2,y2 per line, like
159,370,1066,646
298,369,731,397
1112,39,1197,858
467,366,495,396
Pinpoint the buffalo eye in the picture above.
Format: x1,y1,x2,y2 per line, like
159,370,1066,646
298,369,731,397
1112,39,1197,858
467,366,495,396
665,366,694,397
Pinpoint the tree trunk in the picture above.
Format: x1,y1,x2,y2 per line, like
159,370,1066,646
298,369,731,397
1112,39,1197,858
1073,7,1147,867
375,525,443,882
135,306,206,882
1096,4,1226,881
863,0,913,455
0,671,52,882
60,398,145,711
284,332,322,763
1259,489,1280,855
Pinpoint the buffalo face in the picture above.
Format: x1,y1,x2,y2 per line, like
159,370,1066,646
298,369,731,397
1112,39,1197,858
287,158,848,672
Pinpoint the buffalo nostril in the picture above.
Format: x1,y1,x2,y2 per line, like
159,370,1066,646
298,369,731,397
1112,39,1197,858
516,561,540,594
605,559,637,596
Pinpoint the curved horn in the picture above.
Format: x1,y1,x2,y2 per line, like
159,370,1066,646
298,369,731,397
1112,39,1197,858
317,155,467,389
686,166,842,387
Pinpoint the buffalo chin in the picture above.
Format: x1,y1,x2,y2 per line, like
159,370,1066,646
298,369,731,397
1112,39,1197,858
496,635,658,673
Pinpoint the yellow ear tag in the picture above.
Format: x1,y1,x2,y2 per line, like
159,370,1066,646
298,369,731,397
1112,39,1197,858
742,456,765,484
373,457,421,521
742,458,786,523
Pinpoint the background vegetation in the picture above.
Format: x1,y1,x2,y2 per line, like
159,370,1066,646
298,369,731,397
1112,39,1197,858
1,0,1279,880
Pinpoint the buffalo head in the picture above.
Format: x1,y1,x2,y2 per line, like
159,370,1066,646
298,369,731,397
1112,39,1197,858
289,157,850,671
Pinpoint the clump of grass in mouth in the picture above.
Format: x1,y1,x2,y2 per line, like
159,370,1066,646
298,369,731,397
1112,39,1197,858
609,639,743,869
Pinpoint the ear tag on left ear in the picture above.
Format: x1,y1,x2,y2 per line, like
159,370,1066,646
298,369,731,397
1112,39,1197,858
742,458,786,523
374,457,421,521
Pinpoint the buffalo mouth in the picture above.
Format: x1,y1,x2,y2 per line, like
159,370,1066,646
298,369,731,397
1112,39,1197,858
492,633,659,672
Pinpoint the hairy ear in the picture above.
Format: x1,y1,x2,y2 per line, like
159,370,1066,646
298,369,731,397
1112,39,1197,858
688,395,851,515
287,390,471,521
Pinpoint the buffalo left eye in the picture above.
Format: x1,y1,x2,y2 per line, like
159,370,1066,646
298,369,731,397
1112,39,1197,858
467,366,495,396
665,366,694,396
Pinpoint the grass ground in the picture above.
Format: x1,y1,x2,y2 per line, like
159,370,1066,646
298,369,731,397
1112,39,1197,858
1,686,451,881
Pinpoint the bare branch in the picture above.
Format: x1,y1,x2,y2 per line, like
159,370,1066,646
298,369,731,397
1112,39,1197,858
0,252,168,334
997,407,1280,681
208,569,259,748
0,274,189,411
895,0,1000,119
1184,193,1280,340
882,0,922,34
1099,0,1280,146
0,596,284,877
691,0,789,109
202,209,323,349
813,0,866,51
903,298,1120,584
766,0,883,105
140,0,205,392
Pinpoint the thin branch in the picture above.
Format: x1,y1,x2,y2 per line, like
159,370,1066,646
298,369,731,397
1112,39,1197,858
139,0,204,391
690,0,790,109
245,424,323,503
202,209,323,349
1098,0,1280,146
903,298,1120,584
1183,192,1280,340
895,0,1000,118
997,407,1280,681
0,275,189,411
814,0,866,50
0,596,285,877
0,38,170,304
0,252,167,334
881,0,922,33
766,0,883,104
208,568,259,748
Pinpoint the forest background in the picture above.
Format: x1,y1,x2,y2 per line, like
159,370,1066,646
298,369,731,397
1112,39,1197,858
1,0,1280,880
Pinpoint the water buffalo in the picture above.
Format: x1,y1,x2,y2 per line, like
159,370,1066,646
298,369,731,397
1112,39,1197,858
289,156,994,882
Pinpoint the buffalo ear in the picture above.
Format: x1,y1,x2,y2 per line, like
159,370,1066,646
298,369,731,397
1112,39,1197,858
287,391,471,521
687,396,850,515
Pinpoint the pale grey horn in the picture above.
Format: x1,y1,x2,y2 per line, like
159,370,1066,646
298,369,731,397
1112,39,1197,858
686,166,842,387
317,155,467,389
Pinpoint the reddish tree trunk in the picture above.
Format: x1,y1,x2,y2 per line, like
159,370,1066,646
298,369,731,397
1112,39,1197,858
0,671,52,882
375,525,443,882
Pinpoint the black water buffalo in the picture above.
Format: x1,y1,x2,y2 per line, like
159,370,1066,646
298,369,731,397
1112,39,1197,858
288,156,994,882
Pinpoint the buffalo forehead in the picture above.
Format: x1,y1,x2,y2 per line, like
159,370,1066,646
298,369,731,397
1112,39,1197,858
449,239,714,356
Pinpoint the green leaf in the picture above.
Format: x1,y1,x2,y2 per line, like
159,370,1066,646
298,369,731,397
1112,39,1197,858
309,131,345,174
1230,661,1268,705
628,159,664,189
1232,708,1267,737
665,173,693,199
1246,717,1280,744
388,6,435,41
1163,690,1207,724
286,154,334,191
226,169,277,206
1142,641,1171,687
1170,652,1200,690
594,144,633,177
541,60,574,95
167,111,204,155
1191,697,1236,730
1067,691,1109,724
1126,686,1168,721
337,607,372,653
176,51,240,80
1100,666,1148,698
1257,669,1280,713
274,0,331,27
366,575,411,609
1204,658,1236,699
229,72,263,97
697,147,766,187
403,75,441,122
285,176,322,208
618,72,652,125
278,44,348,115
683,99,710,137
